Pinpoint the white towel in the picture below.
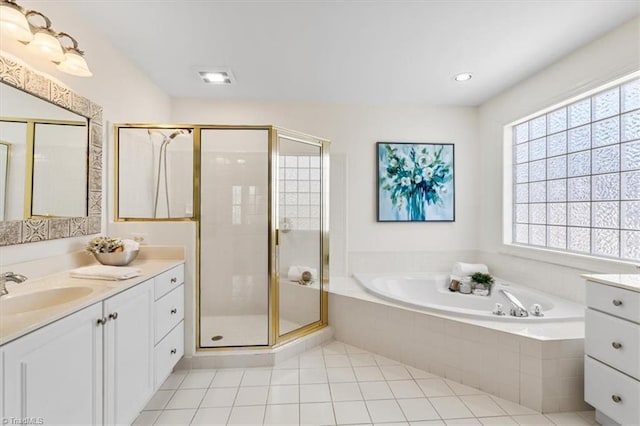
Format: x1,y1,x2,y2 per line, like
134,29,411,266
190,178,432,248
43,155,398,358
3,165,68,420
70,265,142,281
287,266,318,281
122,239,140,252
452,262,489,277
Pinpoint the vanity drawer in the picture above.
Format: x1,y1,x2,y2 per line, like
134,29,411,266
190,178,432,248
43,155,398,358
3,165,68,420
154,264,184,300
154,321,184,388
586,309,640,378
155,284,184,343
586,281,640,323
585,355,640,426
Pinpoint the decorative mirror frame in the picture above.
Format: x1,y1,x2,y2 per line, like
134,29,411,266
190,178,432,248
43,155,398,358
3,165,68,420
0,53,103,246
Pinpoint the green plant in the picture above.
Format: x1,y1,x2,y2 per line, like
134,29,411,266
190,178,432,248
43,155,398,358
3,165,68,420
470,272,494,289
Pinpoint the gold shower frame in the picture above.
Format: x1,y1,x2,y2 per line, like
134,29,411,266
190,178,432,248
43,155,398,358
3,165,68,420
114,124,330,350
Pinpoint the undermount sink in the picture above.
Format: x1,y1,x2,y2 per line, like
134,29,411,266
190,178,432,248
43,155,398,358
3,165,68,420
0,287,94,315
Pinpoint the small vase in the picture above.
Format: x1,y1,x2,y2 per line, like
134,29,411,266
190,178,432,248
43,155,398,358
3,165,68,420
406,192,426,221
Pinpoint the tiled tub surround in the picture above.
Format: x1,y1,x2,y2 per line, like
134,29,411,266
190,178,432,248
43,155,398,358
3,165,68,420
328,277,589,413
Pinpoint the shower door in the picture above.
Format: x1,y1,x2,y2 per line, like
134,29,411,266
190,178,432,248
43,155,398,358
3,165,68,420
199,128,270,347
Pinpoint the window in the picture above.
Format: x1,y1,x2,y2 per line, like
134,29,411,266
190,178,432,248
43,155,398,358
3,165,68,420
511,77,640,261
279,155,322,231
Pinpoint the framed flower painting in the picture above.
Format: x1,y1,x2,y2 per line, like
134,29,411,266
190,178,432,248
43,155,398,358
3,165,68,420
377,142,455,222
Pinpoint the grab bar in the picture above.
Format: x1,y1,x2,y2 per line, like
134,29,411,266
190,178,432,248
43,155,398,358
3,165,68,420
500,289,529,317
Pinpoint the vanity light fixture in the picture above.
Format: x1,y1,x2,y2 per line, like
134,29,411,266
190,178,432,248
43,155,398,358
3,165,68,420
0,0,92,77
199,70,233,84
453,72,473,82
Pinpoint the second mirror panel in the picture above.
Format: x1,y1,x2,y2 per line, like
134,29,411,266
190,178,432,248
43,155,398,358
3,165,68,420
278,136,322,336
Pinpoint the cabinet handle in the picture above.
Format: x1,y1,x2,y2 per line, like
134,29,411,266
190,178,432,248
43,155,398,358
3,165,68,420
96,317,108,326
612,299,623,306
108,312,118,321
612,395,622,403
170,348,177,355
612,341,623,349
170,277,177,283
171,308,178,314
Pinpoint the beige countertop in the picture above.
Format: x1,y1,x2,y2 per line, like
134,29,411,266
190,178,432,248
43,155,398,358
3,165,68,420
0,258,184,346
582,274,640,293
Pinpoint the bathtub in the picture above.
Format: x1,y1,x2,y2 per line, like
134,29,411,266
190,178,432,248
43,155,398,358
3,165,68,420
353,273,584,322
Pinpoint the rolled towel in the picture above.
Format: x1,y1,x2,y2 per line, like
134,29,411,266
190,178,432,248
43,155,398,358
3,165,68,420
287,266,318,281
122,239,140,251
70,265,142,281
452,262,489,277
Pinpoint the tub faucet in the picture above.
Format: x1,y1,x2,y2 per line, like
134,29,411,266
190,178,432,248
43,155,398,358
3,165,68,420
500,289,529,317
0,272,28,297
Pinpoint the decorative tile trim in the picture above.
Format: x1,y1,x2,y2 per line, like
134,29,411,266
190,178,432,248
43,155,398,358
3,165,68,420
0,53,103,245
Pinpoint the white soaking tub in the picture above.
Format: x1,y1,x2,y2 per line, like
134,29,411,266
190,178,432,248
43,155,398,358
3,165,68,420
353,273,584,322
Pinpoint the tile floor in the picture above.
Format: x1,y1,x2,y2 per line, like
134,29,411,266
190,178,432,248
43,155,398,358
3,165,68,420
135,340,598,426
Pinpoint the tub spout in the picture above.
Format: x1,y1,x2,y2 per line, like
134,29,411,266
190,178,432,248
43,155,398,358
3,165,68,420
500,289,529,317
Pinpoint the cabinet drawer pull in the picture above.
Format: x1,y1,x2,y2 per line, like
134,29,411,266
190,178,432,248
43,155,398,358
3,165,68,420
612,299,623,306
171,308,178,314
612,394,622,403
612,341,623,349
170,277,177,283
108,312,118,321
170,348,177,355
96,317,108,326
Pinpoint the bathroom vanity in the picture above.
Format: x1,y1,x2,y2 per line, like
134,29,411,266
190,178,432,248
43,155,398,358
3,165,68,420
583,274,640,426
0,260,184,426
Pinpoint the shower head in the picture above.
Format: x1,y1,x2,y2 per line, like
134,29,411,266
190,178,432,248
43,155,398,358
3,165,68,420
147,128,192,141
168,128,192,140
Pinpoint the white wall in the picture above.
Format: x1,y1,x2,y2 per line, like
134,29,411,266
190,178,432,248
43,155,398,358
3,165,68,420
477,17,640,303
0,0,171,266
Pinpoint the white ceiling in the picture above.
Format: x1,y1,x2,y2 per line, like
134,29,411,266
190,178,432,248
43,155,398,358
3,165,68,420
66,0,638,106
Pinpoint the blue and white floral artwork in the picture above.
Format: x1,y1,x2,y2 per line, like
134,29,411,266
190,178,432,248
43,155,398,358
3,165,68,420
377,142,455,222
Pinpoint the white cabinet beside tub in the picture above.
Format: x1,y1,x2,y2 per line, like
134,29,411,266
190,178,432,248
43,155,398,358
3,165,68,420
0,263,185,426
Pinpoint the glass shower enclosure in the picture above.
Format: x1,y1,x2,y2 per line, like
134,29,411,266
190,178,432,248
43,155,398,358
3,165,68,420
115,124,329,350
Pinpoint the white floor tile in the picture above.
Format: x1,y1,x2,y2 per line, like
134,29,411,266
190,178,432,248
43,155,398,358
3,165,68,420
389,380,425,398
301,383,332,403
350,354,378,367
373,423,407,426
300,368,329,384
144,390,174,410
159,372,186,390
429,397,475,419
354,366,386,382
331,382,364,401
154,409,196,425
132,410,161,425
326,354,352,367
267,385,300,404
489,397,538,416
234,386,269,406
381,365,413,381
324,341,348,355
191,407,231,425
328,367,357,383
275,356,300,370
407,367,437,380
460,395,507,417
241,369,272,386
210,370,244,388
271,368,299,385
300,355,326,369
375,355,402,366
397,398,441,421
165,388,207,410
180,370,216,389
300,402,336,425
410,421,446,426
445,380,484,396
359,381,395,400
344,344,370,354
543,412,592,425
200,387,238,408
575,411,597,425
478,416,519,426
334,400,372,424
511,414,554,425
367,399,407,423
416,379,455,397
445,419,482,425
227,405,266,425
264,403,299,425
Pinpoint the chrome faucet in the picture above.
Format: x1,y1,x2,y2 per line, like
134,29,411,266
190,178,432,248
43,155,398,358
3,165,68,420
500,289,529,317
0,272,28,297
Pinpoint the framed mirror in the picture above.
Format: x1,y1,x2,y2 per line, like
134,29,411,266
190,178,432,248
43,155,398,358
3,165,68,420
0,54,103,246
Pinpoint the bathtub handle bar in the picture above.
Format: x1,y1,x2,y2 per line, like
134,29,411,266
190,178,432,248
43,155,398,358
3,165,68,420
500,289,529,317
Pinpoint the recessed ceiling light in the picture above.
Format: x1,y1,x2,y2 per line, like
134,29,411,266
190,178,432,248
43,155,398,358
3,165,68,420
453,72,473,82
199,70,233,84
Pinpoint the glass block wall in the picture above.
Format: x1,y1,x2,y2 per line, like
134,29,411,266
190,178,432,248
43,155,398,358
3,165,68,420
279,155,322,231
512,78,640,261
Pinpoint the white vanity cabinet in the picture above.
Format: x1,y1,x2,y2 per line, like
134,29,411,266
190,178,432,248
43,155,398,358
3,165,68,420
585,279,640,426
